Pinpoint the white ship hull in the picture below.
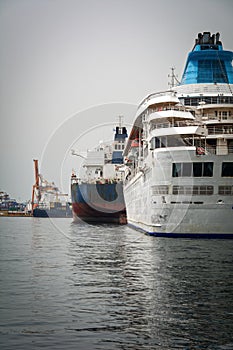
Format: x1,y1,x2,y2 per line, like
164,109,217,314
126,199,233,237
124,151,233,237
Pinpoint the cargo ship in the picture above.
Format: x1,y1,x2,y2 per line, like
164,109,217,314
32,159,72,218
123,32,233,237
0,191,30,216
71,119,127,224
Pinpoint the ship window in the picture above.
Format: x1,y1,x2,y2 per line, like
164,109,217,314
173,186,179,194
172,163,182,177
155,137,160,148
193,162,213,177
212,97,217,104
150,137,164,149
150,138,155,149
218,186,233,195
198,60,228,83
193,162,202,177
183,163,192,176
173,162,213,177
213,60,228,83
172,162,192,177
173,185,213,195
206,186,214,195
203,162,213,176
161,136,166,147
167,135,185,147
228,140,233,153
222,162,233,177
152,185,169,195
198,60,212,82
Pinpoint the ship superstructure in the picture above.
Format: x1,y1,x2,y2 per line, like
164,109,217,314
0,191,27,215
123,32,233,237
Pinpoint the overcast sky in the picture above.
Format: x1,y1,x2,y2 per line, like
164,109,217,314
0,0,233,201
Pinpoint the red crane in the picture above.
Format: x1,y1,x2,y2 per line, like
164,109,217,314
31,159,40,212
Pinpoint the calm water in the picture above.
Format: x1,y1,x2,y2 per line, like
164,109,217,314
0,218,233,350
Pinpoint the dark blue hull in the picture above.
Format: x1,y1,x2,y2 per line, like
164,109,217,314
33,206,72,218
128,223,233,239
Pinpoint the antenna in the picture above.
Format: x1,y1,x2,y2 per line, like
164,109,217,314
168,67,180,88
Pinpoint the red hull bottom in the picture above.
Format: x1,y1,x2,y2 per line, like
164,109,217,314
72,202,127,224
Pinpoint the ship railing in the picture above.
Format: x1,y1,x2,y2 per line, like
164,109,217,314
207,125,233,135
205,145,216,154
138,90,177,110
204,145,233,155
148,105,190,114
202,114,218,120
150,121,233,134
202,114,233,121
150,120,200,130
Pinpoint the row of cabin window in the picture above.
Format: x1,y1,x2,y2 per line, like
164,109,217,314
183,96,233,106
150,136,186,149
215,111,232,117
115,144,124,150
172,162,233,177
150,136,207,149
152,185,233,195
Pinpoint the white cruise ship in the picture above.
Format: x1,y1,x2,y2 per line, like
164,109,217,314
123,32,233,237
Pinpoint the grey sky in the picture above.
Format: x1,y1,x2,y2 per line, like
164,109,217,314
0,0,233,201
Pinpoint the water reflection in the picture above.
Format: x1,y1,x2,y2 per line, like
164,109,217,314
67,223,233,349
0,218,233,350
